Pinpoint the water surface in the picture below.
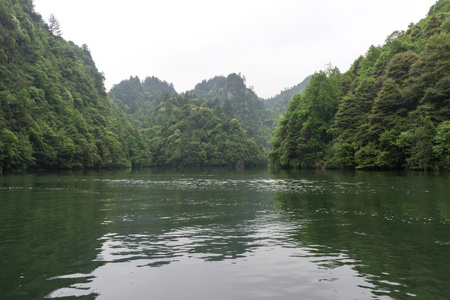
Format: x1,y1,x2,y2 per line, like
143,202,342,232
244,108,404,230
1,168,449,299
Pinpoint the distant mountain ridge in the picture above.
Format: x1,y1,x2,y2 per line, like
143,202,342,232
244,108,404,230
108,74,270,167
190,73,277,148
108,72,313,152
264,75,312,117
110,73,279,151
108,76,176,121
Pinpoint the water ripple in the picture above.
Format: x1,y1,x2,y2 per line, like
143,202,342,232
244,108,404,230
94,177,368,195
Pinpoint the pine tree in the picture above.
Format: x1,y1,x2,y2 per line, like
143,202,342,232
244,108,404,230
48,13,62,36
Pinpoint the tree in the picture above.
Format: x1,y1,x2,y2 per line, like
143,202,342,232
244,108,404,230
48,14,62,36
386,51,419,84
399,105,436,171
433,121,450,169
331,77,377,168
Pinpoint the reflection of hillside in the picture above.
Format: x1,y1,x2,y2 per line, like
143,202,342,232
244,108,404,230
271,169,450,299
92,173,276,263
3,168,448,299
0,172,107,299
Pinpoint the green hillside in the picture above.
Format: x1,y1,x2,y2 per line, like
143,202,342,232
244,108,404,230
140,94,267,167
108,76,176,119
270,0,450,171
109,75,269,167
191,73,277,149
0,0,151,171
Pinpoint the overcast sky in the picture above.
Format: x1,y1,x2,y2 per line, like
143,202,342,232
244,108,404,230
33,0,436,98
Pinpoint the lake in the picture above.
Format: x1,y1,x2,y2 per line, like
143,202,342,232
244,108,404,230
0,168,449,299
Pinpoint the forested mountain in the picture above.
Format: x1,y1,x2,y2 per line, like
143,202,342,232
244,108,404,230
191,73,278,149
108,74,270,167
108,76,176,118
139,94,267,167
264,75,312,117
270,0,450,171
0,0,152,171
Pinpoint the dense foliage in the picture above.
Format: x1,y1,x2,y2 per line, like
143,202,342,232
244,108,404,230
191,73,278,150
140,94,267,167
109,76,268,167
271,0,450,171
109,76,176,118
0,0,148,171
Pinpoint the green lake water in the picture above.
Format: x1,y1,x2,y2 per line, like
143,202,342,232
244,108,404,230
0,168,449,299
